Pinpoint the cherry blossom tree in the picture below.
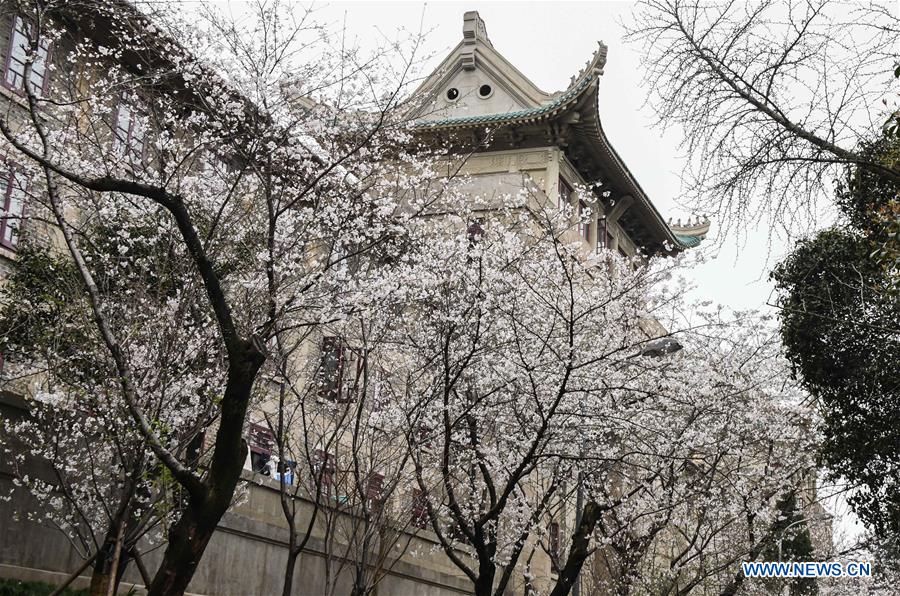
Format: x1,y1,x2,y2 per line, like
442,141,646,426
0,3,826,596
0,0,438,593
0,204,222,594
353,196,819,596
255,308,427,596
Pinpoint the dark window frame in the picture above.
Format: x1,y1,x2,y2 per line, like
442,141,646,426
0,159,29,250
319,336,366,403
411,488,429,529
312,448,337,497
2,15,52,97
365,472,385,505
247,422,275,474
466,218,484,245
111,100,148,163
557,176,572,211
318,336,345,400
548,520,561,570
596,217,614,252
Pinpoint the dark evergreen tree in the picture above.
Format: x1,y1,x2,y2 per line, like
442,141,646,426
772,134,899,542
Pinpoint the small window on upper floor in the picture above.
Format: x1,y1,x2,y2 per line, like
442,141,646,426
596,217,614,252
2,16,51,96
557,176,572,211
467,218,484,245
365,472,385,507
112,101,147,162
0,164,28,250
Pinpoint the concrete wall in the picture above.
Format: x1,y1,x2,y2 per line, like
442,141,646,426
0,393,473,596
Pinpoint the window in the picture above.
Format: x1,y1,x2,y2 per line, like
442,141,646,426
447,520,470,544
312,449,336,497
596,218,613,252
0,165,28,249
365,472,385,506
466,218,484,245
557,176,572,211
578,200,590,241
319,336,344,400
342,346,366,402
247,422,275,474
369,367,389,411
112,101,146,161
548,521,561,569
416,423,434,451
411,488,429,529
3,16,50,96
318,336,365,403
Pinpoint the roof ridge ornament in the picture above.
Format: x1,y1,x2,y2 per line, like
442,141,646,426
668,215,712,245
460,11,492,70
563,42,608,95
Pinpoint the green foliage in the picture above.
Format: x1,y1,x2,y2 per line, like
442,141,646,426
772,134,900,541
762,493,818,595
0,243,103,385
0,577,87,596
835,135,900,276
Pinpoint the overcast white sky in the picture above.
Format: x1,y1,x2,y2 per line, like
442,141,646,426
298,0,803,313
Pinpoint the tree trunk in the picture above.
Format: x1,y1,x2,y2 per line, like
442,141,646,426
282,547,301,596
473,557,496,596
89,522,126,596
147,349,264,595
106,520,126,596
131,549,152,588
549,502,602,596
148,499,222,594
88,546,113,596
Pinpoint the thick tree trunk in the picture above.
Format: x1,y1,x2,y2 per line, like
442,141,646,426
549,502,602,596
282,547,300,596
473,558,496,596
147,348,264,595
146,501,222,595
